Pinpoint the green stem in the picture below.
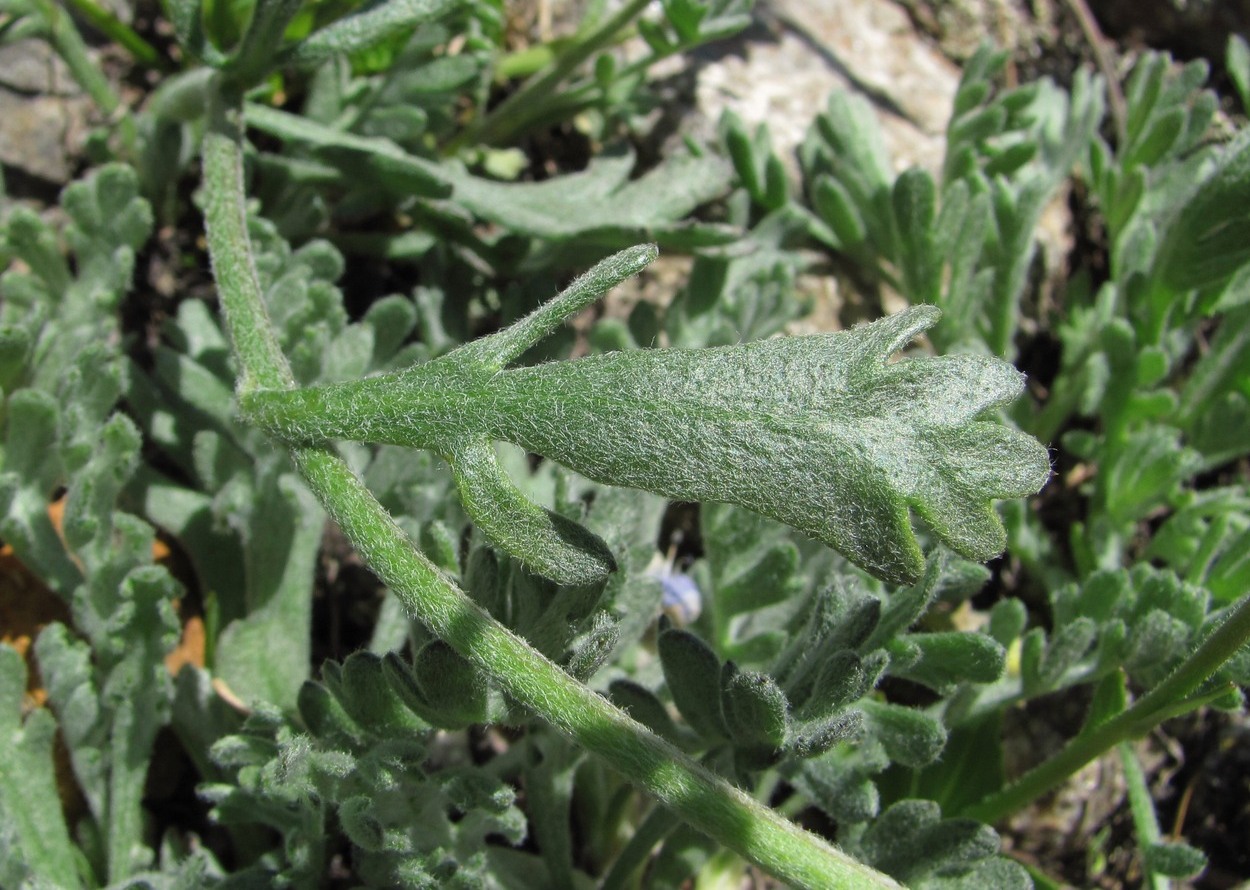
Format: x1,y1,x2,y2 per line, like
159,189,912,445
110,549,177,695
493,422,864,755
448,0,650,151
203,90,295,393
600,805,681,890
33,0,137,153
1119,742,1168,890
227,0,304,88
202,86,900,890
960,592,1250,824
60,0,165,68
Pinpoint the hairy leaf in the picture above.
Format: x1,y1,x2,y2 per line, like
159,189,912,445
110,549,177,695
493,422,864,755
243,248,1049,585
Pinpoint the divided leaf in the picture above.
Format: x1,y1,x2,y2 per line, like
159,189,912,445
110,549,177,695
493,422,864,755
244,251,1050,585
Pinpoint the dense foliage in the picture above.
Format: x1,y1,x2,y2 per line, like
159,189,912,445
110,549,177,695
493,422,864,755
1,1,1248,887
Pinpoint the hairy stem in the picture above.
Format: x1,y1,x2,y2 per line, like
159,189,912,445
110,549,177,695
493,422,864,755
202,85,899,890
960,591,1250,824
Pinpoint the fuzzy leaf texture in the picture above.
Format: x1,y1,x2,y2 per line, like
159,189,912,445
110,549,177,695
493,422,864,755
242,245,1051,585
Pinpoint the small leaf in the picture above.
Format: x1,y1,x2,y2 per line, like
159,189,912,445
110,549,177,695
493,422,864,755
0,646,81,888
813,175,867,247
413,641,488,730
445,146,734,243
337,651,429,735
449,439,616,586
720,664,789,769
609,680,690,748
1156,127,1250,292
797,649,885,720
659,627,729,742
297,679,364,742
1143,841,1207,879
791,746,881,824
1032,617,1098,693
785,710,862,760
1081,670,1128,735
283,0,459,65
1229,35,1250,113
860,700,947,768
564,612,619,681
988,598,1027,646
714,540,800,618
339,796,386,853
855,799,1004,884
887,631,1006,691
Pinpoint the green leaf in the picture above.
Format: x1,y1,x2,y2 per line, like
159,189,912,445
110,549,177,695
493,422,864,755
244,259,1050,585
721,663,789,769
1081,670,1128,736
609,679,691,749
853,799,1002,884
245,102,451,199
785,710,862,760
988,598,1027,646
860,700,947,769
887,631,1006,691
443,145,734,244
659,627,730,742
336,652,429,736
909,712,1006,817
1230,35,1250,113
1024,618,1098,694
789,745,882,825
892,168,940,304
719,539,801,617
413,641,488,729
449,439,617,586
1156,127,1250,293
0,646,82,888
297,679,365,743
796,649,885,721
214,469,323,711
1143,840,1207,879
284,0,461,66
564,612,619,681
813,175,867,248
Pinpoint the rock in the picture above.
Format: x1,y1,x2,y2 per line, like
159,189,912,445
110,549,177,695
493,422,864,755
0,41,95,186
694,0,961,179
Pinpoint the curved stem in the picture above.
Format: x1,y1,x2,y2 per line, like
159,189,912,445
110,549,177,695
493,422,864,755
34,0,137,154
202,85,899,890
447,0,650,151
203,90,295,393
60,0,165,69
960,591,1250,824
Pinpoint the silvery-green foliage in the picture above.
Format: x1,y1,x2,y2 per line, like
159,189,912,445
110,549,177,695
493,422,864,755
243,245,1050,586
245,103,737,254
0,166,188,883
841,800,1030,889
200,663,538,888
802,46,1102,359
1027,53,1250,589
126,215,459,712
6,0,1249,885
0,645,85,888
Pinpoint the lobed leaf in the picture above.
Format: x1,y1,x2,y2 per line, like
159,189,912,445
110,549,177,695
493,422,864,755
244,251,1050,585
